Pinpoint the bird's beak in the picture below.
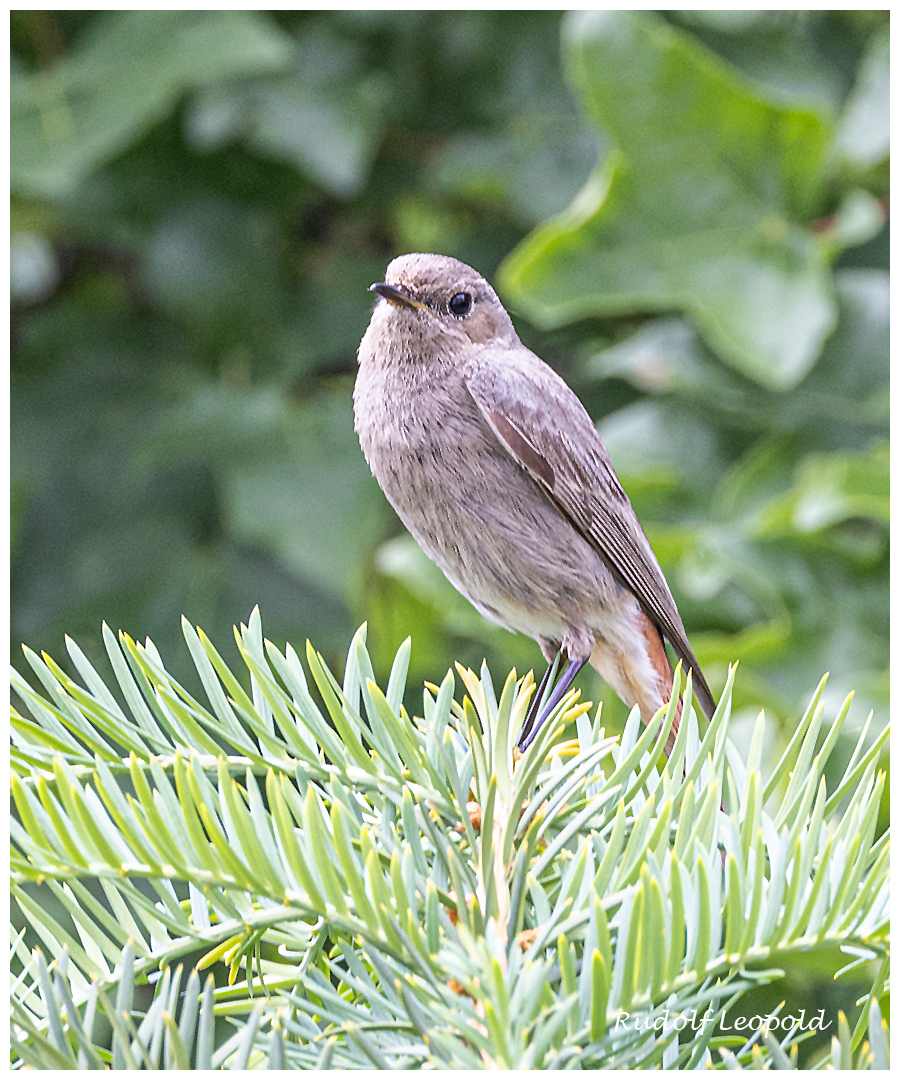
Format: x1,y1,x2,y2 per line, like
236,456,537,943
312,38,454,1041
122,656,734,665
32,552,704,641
370,282,428,311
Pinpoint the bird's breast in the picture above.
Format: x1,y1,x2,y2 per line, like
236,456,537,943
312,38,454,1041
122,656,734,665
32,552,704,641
353,349,622,642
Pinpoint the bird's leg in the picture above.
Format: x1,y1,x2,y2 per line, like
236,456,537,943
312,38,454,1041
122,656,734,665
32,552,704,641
518,651,561,749
518,653,588,752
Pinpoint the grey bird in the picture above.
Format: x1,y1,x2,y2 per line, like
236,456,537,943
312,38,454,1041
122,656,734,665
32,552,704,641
354,253,715,751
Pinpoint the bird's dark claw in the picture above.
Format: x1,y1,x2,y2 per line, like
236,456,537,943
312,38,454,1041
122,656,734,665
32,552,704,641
517,653,588,752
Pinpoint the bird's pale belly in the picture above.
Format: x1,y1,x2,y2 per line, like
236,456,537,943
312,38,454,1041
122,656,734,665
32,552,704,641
376,433,630,652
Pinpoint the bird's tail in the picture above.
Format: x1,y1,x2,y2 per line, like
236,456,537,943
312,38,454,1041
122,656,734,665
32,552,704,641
588,613,686,756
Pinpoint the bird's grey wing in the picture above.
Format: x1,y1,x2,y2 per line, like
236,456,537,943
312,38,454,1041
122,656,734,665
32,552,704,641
464,347,716,720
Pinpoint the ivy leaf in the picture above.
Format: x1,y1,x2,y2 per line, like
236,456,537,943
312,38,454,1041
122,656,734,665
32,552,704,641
834,28,890,171
500,10,837,390
589,269,888,450
760,442,889,535
186,27,390,198
221,389,389,598
11,10,293,200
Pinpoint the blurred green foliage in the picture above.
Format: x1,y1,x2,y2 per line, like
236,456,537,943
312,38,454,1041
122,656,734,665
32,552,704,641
11,9,887,746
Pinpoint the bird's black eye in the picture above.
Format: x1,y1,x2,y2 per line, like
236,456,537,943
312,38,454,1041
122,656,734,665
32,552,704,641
449,292,473,317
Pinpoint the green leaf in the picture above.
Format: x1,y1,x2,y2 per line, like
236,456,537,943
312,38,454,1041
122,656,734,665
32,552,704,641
500,10,837,389
10,11,293,200
764,442,888,534
223,390,388,598
833,28,889,170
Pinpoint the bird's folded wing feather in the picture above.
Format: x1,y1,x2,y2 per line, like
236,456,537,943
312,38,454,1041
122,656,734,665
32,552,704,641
464,347,716,720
